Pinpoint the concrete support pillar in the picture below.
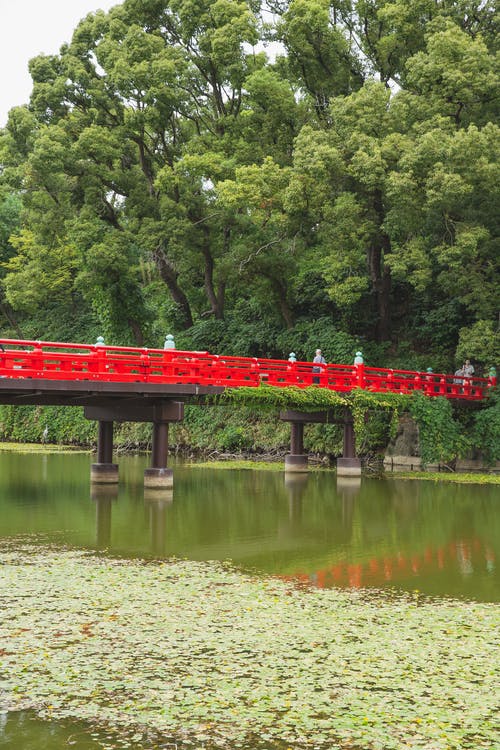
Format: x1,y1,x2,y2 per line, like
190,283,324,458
144,421,174,488
337,412,362,477
91,420,119,483
285,421,308,473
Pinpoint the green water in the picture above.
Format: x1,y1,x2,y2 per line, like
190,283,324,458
0,451,498,601
0,450,499,748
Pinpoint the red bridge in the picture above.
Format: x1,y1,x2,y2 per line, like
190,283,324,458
0,338,494,399
0,338,495,488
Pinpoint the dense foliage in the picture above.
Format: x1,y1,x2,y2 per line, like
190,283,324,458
0,0,498,460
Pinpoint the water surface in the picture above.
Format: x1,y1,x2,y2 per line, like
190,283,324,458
1,450,499,749
0,450,498,602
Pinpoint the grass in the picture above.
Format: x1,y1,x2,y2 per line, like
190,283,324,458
0,442,92,454
392,471,500,485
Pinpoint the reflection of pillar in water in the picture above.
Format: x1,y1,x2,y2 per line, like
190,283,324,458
485,548,495,573
336,476,359,534
145,489,173,556
457,541,473,576
91,484,118,549
284,473,308,524
336,476,361,497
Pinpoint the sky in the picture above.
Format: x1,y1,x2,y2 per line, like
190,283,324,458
0,0,122,126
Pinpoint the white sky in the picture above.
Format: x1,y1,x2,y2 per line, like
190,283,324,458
0,0,123,126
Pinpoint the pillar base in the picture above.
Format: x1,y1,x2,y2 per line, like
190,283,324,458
91,463,119,484
285,454,308,473
336,457,362,477
144,467,174,489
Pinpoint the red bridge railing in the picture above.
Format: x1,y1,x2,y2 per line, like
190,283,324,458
0,339,495,400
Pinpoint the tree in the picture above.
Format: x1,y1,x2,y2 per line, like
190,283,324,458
0,0,497,364
0,192,23,336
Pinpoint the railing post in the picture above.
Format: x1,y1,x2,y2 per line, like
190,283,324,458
250,357,259,385
140,349,150,382
439,376,446,396
287,353,298,385
387,370,394,392
32,342,44,378
354,351,365,389
424,368,434,396
463,377,472,398
93,339,106,380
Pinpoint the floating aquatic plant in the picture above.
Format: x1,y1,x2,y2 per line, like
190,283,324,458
0,543,499,749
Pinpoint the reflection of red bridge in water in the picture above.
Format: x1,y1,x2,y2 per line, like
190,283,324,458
0,339,495,400
285,538,496,590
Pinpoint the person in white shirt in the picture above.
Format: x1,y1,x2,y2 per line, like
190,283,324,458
463,359,474,377
312,348,326,384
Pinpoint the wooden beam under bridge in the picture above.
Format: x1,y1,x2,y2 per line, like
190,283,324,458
84,401,184,423
279,409,343,424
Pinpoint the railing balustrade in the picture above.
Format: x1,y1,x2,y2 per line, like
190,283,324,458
0,339,494,400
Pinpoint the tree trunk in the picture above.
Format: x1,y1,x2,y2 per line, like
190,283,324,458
0,301,24,339
369,189,392,342
201,225,224,319
127,318,144,346
268,276,294,329
153,246,193,329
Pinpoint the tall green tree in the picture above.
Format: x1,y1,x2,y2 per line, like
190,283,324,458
0,0,497,363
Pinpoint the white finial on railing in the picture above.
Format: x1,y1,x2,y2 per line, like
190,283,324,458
164,334,176,350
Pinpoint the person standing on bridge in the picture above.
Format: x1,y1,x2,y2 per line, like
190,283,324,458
463,359,474,378
312,348,326,384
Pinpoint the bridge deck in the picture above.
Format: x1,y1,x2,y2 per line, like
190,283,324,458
0,338,494,404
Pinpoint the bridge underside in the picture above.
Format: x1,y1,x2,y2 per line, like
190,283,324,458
0,379,361,482
0,378,223,408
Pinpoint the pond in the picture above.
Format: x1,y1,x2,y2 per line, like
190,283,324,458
0,450,499,749
0,451,498,602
